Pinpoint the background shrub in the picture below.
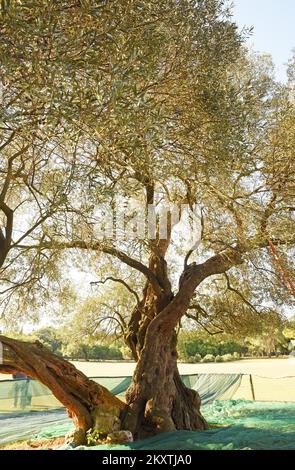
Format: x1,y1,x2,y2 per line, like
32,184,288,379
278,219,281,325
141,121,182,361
215,355,224,363
201,354,215,363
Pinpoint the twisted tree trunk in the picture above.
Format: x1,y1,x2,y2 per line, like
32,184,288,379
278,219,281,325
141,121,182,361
122,288,208,438
122,254,211,438
122,327,207,439
122,248,243,438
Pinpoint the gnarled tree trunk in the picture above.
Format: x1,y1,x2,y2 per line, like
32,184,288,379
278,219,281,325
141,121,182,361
0,335,125,444
122,302,208,439
123,330,207,439
121,248,243,438
122,258,209,437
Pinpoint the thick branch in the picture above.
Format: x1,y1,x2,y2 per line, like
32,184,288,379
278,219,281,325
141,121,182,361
0,131,16,153
0,145,30,202
0,201,13,248
0,335,125,435
147,247,244,334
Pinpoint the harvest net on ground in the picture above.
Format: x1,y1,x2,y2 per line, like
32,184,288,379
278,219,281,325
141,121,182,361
1,373,295,449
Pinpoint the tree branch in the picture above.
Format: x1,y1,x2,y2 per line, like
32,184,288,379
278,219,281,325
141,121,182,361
90,276,140,305
16,240,163,297
223,272,260,314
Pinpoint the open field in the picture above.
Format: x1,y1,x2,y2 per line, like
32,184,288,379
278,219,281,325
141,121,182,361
1,357,295,379
1,358,295,402
71,357,295,378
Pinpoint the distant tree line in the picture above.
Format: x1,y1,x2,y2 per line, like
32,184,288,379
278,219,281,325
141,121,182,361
177,322,295,362
5,316,295,363
6,328,123,361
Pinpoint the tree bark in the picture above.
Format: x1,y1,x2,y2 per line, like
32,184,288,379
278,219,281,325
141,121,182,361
122,326,207,439
122,251,213,437
0,335,125,443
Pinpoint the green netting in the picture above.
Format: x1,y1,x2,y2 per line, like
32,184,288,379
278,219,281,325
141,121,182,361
0,379,61,413
0,374,241,445
0,410,71,445
1,374,295,449
0,377,132,414
181,374,242,404
103,376,132,397
35,400,295,451
0,373,242,414
36,419,73,440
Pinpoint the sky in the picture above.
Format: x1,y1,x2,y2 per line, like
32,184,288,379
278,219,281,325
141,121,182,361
233,0,295,83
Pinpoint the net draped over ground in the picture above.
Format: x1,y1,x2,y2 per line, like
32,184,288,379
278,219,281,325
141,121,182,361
1,373,295,449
